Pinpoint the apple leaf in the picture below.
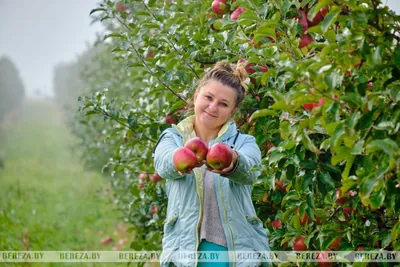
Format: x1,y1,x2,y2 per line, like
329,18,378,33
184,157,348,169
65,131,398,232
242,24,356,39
320,6,340,33
250,109,278,121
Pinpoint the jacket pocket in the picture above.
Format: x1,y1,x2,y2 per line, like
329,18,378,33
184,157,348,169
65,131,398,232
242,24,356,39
164,213,179,234
246,215,263,228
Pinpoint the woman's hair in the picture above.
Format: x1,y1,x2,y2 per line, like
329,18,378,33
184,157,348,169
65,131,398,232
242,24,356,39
196,61,247,107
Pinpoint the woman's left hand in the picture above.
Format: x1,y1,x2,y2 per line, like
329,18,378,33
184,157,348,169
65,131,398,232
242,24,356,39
208,150,238,175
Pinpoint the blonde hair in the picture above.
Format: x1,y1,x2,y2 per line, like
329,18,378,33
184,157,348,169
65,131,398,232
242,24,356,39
196,61,247,107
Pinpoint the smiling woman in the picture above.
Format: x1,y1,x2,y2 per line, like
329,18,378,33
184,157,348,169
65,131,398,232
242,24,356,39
154,61,271,267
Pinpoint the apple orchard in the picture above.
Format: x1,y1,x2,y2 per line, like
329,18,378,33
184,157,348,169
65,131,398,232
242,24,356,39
56,0,400,264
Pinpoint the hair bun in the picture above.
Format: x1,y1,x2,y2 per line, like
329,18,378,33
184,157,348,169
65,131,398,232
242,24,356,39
233,62,247,84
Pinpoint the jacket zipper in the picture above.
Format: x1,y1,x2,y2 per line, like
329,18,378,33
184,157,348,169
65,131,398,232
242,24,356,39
194,167,203,267
214,131,236,267
217,175,235,267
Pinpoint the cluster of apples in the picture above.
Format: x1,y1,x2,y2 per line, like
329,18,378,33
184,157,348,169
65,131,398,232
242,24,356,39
211,0,245,21
173,137,233,173
296,5,329,48
138,172,162,189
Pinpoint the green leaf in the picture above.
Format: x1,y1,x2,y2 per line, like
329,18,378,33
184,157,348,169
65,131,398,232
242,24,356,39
128,115,137,129
301,172,314,191
279,121,290,140
319,171,335,189
320,6,340,33
269,151,286,165
351,140,364,155
286,164,295,180
167,100,186,114
84,110,98,116
372,46,382,65
331,146,351,165
250,109,278,121
366,139,399,157
299,160,316,169
272,191,282,204
89,8,106,15
271,101,290,111
325,71,342,89
302,129,320,154
369,190,385,209
342,155,355,180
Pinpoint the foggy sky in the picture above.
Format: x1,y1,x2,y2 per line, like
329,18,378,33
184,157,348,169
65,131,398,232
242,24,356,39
0,0,104,97
0,1,399,98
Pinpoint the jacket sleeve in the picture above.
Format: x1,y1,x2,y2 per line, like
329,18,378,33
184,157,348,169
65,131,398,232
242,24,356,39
225,135,262,185
154,130,185,180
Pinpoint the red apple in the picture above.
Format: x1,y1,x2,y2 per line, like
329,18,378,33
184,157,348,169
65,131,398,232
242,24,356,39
138,183,144,190
308,6,329,26
368,81,373,88
272,220,283,228
295,10,308,33
165,114,178,124
293,236,307,251
150,173,162,183
330,237,342,250
262,193,268,203
206,143,233,170
343,207,355,219
318,97,325,106
335,189,348,205
149,204,158,216
115,2,127,12
230,7,246,20
146,50,154,59
275,178,287,192
320,6,328,17
211,0,229,15
173,147,198,173
184,137,209,163
297,209,309,226
139,172,149,182
101,236,113,244
317,251,333,267
298,34,314,48
303,103,319,111
267,143,274,152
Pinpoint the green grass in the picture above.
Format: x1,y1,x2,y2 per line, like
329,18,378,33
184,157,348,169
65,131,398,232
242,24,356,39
0,100,139,266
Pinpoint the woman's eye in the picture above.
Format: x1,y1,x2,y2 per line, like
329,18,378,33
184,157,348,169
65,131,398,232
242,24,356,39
220,102,228,107
205,95,212,100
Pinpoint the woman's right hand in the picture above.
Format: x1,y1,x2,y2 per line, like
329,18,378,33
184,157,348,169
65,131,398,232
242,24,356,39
177,160,206,176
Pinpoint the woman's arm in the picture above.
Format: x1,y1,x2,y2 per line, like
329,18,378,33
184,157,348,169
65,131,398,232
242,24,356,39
153,130,185,180
221,135,262,185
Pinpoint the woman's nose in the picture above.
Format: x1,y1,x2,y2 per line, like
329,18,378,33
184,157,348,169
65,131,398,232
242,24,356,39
208,101,218,111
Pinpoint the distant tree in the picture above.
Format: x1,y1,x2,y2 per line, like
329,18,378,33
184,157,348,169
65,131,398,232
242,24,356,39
0,56,25,122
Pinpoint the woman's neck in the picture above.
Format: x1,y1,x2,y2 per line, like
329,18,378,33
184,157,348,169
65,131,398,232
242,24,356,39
194,123,219,144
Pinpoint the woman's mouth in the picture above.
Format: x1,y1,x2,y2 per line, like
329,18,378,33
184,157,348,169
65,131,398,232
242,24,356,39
204,111,217,118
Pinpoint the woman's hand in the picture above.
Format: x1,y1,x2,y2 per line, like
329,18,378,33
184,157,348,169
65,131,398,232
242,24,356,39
177,160,207,176
207,150,238,175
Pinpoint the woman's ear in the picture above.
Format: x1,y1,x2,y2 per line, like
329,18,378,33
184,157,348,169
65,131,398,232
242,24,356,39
231,107,238,116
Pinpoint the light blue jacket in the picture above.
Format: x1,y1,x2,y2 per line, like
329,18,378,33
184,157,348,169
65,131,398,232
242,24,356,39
154,116,271,267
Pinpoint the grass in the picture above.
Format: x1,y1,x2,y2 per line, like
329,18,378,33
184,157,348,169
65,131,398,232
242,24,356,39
0,99,139,266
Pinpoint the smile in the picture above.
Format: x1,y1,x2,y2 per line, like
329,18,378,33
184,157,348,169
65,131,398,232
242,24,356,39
204,111,217,118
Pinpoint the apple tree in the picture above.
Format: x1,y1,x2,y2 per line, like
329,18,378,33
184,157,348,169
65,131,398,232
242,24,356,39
70,0,400,261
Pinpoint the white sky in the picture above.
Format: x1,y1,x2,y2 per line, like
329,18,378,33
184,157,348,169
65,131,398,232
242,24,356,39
0,0,104,97
0,1,399,98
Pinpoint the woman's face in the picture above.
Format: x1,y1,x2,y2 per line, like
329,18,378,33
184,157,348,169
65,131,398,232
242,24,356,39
193,80,238,130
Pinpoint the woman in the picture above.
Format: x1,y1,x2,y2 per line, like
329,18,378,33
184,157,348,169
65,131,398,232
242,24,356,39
154,62,270,267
